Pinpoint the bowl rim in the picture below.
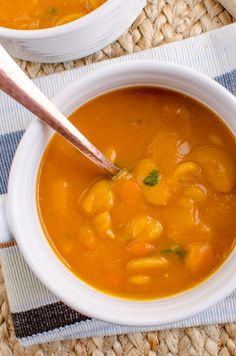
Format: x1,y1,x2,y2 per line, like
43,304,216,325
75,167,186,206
0,0,118,38
7,61,236,325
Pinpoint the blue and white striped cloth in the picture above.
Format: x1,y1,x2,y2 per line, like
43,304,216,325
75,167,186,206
0,23,236,346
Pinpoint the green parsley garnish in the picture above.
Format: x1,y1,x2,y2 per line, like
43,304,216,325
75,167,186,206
49,7,57,15
143,169,160,186
161,245,186,257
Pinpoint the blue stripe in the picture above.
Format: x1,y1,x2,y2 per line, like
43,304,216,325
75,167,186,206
0,70,235,195
215,69,236,95
0,130,24,194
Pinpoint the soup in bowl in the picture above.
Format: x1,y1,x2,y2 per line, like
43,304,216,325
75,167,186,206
37,86,236,300
6,62,236,325
0,0,106,30
0,0,145,62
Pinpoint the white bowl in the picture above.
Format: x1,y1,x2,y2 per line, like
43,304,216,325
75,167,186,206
0,0,146,63
4,61,236,325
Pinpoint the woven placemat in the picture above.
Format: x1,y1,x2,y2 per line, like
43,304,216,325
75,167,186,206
16,0,233,79
1,0,236,354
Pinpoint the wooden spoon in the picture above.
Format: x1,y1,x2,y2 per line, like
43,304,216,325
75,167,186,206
0,45,120,176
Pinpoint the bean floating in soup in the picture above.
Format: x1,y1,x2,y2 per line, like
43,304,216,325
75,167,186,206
37,88,236,299
0,0,106,30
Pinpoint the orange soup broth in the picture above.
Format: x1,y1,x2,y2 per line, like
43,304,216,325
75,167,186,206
37,87,236,299
0,0,106,30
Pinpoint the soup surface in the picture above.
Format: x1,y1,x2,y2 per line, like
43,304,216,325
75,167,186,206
0,0,105,30
38,87,236,299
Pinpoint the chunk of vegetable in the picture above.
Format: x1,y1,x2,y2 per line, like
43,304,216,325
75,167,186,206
78,225,97,250
142,177,171,206
148,132,190,174
177,197,195,209
129,215,163,242
104,147,117,163
128,275,150,285
167,200,199,245
126,241,155,257
111,178,144,228
186,242,214,275
93,211,115,239
134,158,170,205
116,179,142,205
172,162,199,180
191,146,235,193
184,185,206,203
126,256,168,272
82,179,113,215
134,158,157,185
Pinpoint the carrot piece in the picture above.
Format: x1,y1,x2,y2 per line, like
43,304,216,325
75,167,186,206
126,240,155,257
117,179,142,205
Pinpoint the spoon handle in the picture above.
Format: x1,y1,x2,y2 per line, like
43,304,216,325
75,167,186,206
0,45,120,176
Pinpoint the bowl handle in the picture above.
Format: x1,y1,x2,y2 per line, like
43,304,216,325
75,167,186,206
0,195,12,244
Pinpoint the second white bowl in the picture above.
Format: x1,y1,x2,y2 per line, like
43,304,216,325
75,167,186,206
0,0,146,63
